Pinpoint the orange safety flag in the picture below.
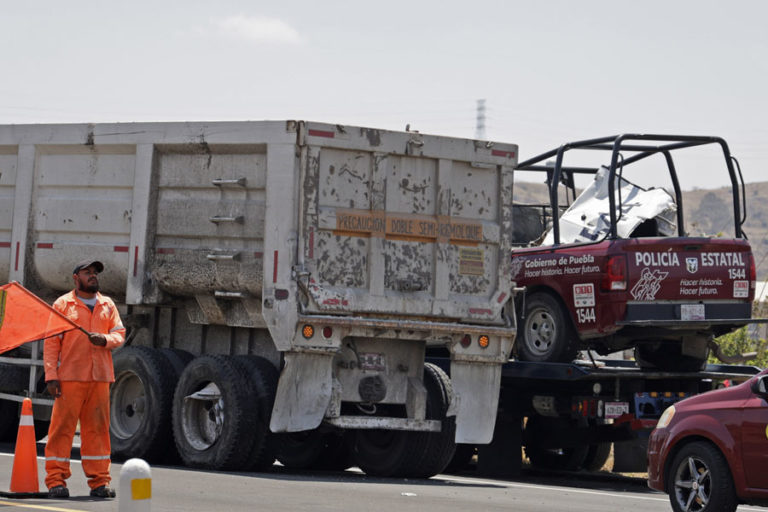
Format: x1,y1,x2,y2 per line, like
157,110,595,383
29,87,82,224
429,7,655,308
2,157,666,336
0,282,80,354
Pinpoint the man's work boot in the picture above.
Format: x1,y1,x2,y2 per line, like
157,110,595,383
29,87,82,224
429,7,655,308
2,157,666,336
89,485,116,498
48,485,69,498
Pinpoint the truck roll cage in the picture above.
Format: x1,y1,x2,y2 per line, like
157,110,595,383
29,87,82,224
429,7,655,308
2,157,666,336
515,134,747,245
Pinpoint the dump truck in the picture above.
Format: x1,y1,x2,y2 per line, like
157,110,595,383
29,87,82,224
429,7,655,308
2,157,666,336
0,120,517,477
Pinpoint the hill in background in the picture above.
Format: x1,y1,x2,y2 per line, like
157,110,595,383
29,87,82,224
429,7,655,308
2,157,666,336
513,181,768,280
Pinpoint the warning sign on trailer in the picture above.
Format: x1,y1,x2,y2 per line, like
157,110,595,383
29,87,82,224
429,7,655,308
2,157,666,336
573,283,595,307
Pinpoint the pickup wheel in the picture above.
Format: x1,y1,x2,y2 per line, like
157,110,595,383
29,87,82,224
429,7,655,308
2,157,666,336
667,441,737,512
517,293,579,363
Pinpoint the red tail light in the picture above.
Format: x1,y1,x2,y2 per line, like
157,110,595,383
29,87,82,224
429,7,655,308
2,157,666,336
602,255,627,291
749,252,756,284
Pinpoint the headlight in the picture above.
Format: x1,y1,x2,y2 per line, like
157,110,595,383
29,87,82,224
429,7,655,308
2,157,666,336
656,405,676,429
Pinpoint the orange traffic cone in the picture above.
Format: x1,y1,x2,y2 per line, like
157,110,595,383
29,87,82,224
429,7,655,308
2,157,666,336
9,398,39,493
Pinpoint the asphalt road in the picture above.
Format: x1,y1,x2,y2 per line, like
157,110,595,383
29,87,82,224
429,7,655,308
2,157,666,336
0,443,764,512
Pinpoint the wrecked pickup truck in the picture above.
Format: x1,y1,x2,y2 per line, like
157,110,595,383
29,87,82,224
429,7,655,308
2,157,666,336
508,135,760,370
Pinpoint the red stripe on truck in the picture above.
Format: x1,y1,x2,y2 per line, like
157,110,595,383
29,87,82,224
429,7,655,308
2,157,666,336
14,242,20,271
134,246,139,277
37,243,54,249
491,150,515,158
0,242,10,248
308,129,335,138
114,246,129,252
273,251,278,283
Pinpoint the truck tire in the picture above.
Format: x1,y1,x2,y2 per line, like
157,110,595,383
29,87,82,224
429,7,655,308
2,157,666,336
582,418,611,472
445,444,476,473
524,416,588,471
111,346,176,462
517,293,579,363
350,363,456,478
634,341,707,372
158,348,194,378
155,348,194,464
402,363,456,478
582,442,611,472
0,362,29,393
172,354,258,470
612,436,649,473
667,441,737,512
0,400,19,442
273,429,352,471
232,355,279,471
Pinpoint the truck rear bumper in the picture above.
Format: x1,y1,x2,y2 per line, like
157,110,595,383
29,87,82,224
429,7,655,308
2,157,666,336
618,302,758,328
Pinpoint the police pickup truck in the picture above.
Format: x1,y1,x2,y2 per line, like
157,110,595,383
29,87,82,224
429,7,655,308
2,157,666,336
509,135,760,371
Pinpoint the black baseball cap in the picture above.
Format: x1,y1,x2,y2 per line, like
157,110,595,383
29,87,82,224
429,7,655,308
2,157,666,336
73,259,104,275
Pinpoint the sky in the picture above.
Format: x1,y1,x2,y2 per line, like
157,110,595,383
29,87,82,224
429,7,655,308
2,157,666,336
0,0,766,189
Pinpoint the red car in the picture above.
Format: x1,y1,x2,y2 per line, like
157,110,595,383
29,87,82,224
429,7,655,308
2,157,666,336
648,368,768,512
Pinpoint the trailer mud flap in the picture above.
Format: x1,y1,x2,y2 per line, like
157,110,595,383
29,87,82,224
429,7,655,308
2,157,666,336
270,352,334,432
448,361,502,444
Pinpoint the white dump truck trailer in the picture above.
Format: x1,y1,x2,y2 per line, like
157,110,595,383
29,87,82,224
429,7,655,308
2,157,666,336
0,120,517,477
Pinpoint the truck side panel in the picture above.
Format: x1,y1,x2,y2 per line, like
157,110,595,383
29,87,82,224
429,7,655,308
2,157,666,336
300,122,515,325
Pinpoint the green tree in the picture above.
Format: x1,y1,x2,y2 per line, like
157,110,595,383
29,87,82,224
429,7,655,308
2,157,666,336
709,325,768,368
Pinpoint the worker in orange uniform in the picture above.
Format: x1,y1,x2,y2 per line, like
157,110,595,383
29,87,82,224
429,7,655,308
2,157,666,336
43,259,125,499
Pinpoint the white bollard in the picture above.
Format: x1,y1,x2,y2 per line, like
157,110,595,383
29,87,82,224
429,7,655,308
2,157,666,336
119,458,151,512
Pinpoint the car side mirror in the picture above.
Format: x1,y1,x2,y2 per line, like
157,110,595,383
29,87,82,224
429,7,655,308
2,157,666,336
751,375,768,398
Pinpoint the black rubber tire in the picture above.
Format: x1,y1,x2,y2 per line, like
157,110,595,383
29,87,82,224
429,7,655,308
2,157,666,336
273,429,352,471
524,416,589,471
0,400,19,442
172,354,258,470
232,355,279,471
312,432,354,471
581,418,611,472
0,402,51,442
634,342,707,372
350,363,456,478
402,363,456,478
517,293,579,363
110,346,176,462
158,348,194,378
154,348,195,464
0,363,29,393
583,442,612,472
667,441,737,512
445,443,476,473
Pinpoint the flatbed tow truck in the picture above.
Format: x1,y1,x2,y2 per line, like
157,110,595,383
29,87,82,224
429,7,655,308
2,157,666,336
431,356,761,476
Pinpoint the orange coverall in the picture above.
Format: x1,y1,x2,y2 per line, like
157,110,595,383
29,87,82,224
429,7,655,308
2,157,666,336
43,290,125,491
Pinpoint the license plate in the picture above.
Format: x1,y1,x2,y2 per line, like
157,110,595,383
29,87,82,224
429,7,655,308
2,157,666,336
681,304,705,321
359,353,386,371
605,401,629,419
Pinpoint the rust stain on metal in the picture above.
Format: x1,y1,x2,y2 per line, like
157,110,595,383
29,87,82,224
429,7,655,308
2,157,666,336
333,208,483,245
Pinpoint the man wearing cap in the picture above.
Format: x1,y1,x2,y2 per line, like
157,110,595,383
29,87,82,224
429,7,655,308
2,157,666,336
43,259,125,499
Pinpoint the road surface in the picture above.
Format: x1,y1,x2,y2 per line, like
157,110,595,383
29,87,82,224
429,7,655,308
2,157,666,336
0,443,764,512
